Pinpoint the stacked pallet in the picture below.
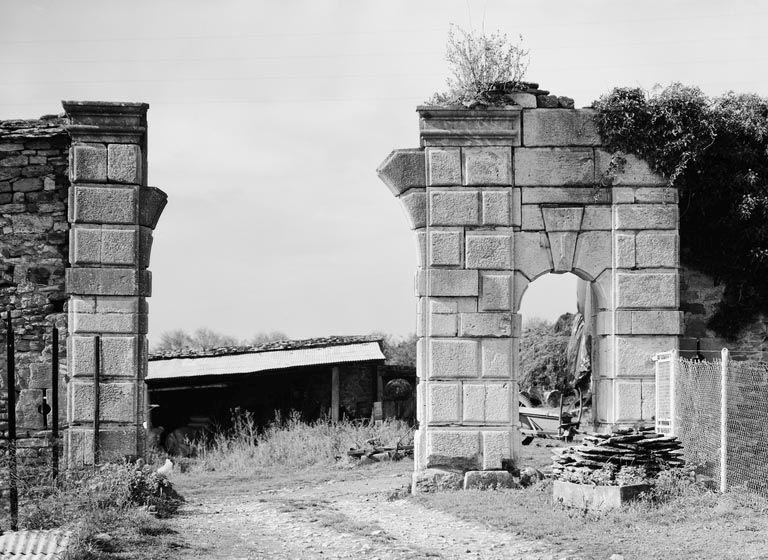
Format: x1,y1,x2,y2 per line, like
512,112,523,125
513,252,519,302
551,427,685,482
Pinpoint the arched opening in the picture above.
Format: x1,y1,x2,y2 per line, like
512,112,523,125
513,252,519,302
517,272,601,440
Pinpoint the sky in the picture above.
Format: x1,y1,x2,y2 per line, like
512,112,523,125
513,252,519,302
2,0,768,345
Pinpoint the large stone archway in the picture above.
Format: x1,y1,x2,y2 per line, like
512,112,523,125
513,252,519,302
378,104,681,488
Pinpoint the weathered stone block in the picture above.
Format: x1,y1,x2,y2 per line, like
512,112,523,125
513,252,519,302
573,231,611,280
581,206,612,230
465,232,512,269
464,470,518,490
613,187,635,204
377,149,425,195
67,426,137,466
482,430,513,470
70,185,137,224
481,338,514,378
71,226,102,264
635,187,677,204
72,226,137,266
72,311,145,334
138,186,167,229
542,206,584,232
16,389,44,430
428,339,478,378
429,190,479,226
522,109,600,146
616,336,678,377
427,148,461,186
429,230,462,266
426,430,480,469
514,148,594,186
485,382,511,423
514,232,552,280
509,92,536,108
430,297,476,314
479,272,512,311
616,233,636,269
13,177,43,192
481,190,510,225
72,143,107,182
428,269,478,296
522,187,610,205
427,383,460,423
630,310,684,335
70,381,135,422
66,268,150,297
459,313,513,337
616,272,677,308
615,379,650,422
521,205,544,230
512,272,530,313
399,189,426,229
595,150,665,186
418,107,521,147
615,204,677,230
107,144,141,184
415,268,426,296
462,147,512,185
635,231,678,268
462,384,485,422
429,313,457,336
553,481,651,512
548,232,577,272
412,468,463,493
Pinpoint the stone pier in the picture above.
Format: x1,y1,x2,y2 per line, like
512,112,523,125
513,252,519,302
378,99,681,490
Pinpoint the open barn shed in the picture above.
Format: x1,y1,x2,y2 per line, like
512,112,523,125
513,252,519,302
146,336,416,450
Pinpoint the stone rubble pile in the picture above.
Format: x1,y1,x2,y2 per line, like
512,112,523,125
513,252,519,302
472,81,576,109
551,427,685,484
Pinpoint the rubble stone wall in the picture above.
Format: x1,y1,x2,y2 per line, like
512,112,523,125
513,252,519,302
378,97,681,487
680,266,767,361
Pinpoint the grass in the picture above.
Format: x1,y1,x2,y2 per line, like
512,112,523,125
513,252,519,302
186,410,413,476
415,469,768,560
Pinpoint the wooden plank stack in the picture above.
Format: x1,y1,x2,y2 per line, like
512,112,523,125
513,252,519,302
551,426,685,482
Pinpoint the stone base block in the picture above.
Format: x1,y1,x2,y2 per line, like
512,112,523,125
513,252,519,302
66,426,137,466
463,470,519,490
553,480,650,512
411,468,463,493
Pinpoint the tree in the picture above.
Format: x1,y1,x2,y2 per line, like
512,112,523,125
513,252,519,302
519,313,574,397
248,331,288,346
373,333,417,368
152,328,239,354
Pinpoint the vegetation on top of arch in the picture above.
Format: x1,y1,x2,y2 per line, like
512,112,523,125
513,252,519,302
593,84,768,337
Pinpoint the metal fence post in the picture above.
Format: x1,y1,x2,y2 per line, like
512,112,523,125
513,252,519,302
93,335,101,465
720,347,729,493
670,348,679,436
51,325,59,480
6,309,18,531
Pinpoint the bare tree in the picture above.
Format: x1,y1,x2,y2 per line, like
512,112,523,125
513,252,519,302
248,331,288,346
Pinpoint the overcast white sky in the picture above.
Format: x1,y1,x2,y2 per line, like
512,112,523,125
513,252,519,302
2,1,767,344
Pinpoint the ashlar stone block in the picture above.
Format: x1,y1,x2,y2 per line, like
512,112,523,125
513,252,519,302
514,148,594,186
522,187,610,205
459,313,513,337
595,150,666,186
581,206,612,231
426,430,480,469
482,430,513,470
521,205,544,231
542,206,584,232
70,335,139,378
399,189,426,229
427,383,461,423
522,109,600,147
479,272,512,311
428,339,478,378
481,338,515,378
429,297,476,314
377,149,425,195
615,204,677,230
72,226,137,266
429,190,479,226
462,147,512,185
481,190,510,226
70,381,135,422
429,230,463,266
465,232,513,270
462,383,485,422
67,426,137,465
515,232,553,280
616,233,636,269
616,336,678,378
630,310,684,334
428,269,478,297
635,231,678,268
573,232,611,280
107,144,142,184
427,148,461,186
70,185,137,225
616,272,677,308
429,313,458,336
548,232,578,272
72,143,107,182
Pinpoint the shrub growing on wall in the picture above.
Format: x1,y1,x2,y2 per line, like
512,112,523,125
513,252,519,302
594,84,768,337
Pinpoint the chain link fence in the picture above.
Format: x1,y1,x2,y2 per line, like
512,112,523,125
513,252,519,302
655,349,768,495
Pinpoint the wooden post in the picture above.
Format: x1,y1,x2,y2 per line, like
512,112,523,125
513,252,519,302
331,366,339,422
720,347,729,493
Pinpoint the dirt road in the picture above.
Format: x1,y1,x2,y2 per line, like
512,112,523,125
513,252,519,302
169,461,562,560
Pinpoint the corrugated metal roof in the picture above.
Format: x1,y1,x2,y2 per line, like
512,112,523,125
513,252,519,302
0,529,71,559
147,341,384,381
